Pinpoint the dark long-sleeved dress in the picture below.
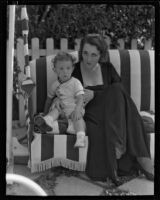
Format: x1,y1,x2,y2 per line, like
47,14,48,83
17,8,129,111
72,61,150,181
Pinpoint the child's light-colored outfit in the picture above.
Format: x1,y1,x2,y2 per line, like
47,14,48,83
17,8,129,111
34,77,86,147
48,77,85,117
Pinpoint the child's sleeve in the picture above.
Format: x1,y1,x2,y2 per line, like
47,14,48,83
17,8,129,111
74,79,84,97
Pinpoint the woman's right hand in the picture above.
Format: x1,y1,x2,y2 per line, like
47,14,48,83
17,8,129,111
84,88,94,106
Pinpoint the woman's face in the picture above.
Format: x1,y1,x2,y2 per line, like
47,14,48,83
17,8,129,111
82,43,100,70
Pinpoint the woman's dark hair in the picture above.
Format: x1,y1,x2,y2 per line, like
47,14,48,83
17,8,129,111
79,34,109,63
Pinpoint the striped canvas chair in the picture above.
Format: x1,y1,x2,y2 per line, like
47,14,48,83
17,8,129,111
29,50,155,173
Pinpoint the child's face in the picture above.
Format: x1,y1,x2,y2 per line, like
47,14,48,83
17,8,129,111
54,60,74,82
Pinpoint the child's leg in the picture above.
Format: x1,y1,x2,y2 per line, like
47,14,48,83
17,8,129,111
73,118,86,148
45,107,60,123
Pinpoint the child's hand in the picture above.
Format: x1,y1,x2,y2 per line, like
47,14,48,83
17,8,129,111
70,108,82,121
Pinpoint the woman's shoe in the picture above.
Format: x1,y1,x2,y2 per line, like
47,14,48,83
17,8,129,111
111,170,124,186
137,157,154,181
111,176,124,186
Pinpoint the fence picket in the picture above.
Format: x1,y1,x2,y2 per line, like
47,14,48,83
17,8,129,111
60,38,68,51
105,36,111,49
118,39,125,49
74,38,81,51
144,39,152,50
131,39,137,49
46,38,54,56
31,38,40,59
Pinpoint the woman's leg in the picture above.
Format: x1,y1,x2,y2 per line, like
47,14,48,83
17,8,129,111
85,82,153,183
85,90,109,181
105,83,154,181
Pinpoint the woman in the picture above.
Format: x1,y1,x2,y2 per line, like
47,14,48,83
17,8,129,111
72,34,154,185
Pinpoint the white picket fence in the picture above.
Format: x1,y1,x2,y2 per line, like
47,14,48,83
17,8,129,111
14,37,153,125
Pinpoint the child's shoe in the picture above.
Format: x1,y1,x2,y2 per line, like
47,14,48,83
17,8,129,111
74,132,86,148
34,115,52,133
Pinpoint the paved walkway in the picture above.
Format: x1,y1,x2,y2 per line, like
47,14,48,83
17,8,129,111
118,176,154,195
6,164,154,196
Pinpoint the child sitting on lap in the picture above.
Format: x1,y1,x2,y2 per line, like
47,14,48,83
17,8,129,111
34,51,86,148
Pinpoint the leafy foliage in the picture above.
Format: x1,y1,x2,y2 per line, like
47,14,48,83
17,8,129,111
13,4,154,49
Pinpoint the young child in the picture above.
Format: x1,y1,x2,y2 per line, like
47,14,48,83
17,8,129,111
34,51,86,148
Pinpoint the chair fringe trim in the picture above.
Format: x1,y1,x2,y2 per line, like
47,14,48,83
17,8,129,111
31,158,86,173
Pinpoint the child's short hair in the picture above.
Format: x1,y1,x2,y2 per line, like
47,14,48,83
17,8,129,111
51,51,76,68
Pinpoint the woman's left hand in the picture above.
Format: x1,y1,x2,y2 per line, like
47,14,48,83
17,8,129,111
84,88,94,106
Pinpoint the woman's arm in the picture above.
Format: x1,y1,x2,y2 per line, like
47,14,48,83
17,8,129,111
83,88,94,106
